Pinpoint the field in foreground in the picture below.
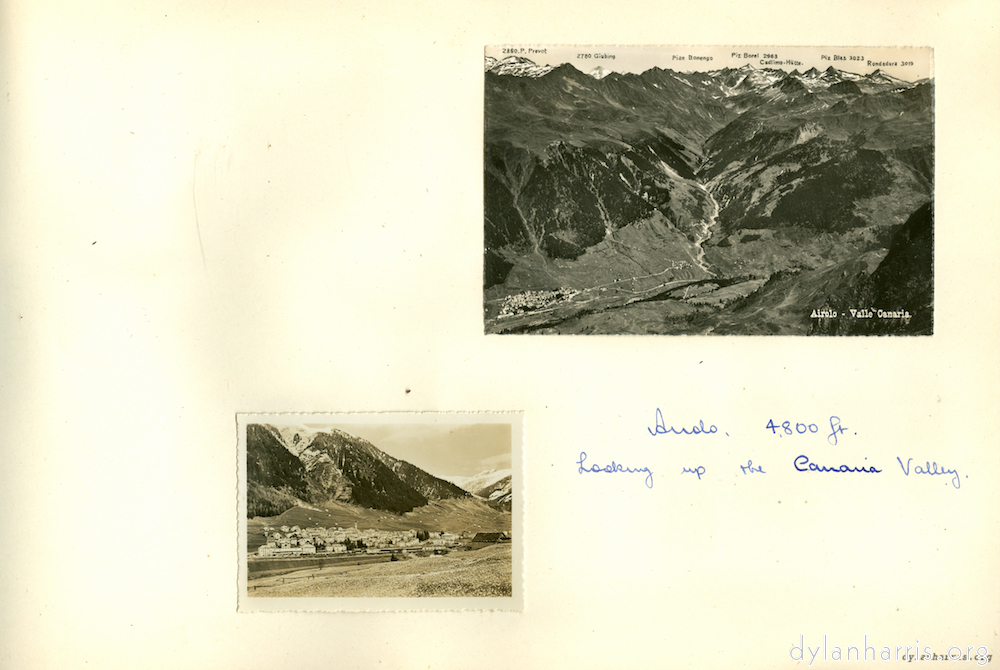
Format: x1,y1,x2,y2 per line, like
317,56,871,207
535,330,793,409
248,544,512,598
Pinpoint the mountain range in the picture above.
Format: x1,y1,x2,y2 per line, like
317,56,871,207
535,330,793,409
443,467,509,492
443,469,513,511
247,424,514,520
484,57,933,335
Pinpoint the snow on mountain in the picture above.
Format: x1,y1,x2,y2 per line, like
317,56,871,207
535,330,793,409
443,468,512,494
274,424,321,456
736,68,786,91
820,65,844,81
486,55,554,78
715,64,900,96
480,475,512,511
486,56,920,106
865,69,908,86
671,74,694,88
486,57,917,97
487,480,512,500
588,65,613,80
443,471,512,511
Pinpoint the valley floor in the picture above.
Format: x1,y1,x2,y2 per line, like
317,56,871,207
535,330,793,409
248,544,512,598
484,226,903,335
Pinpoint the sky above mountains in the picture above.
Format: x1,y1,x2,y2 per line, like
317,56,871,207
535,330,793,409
485,45,932,82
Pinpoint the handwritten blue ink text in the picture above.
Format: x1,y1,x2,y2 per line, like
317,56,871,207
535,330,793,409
740,459,766,474
765,419,819,435
763,417,850,445
649,409,718,436
794,454,881,474
827,416,848,445
577,451,653,488
682,466,706,479
896,457,961,489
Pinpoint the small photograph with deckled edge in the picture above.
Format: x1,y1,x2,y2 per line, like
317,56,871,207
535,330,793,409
484,45,933,335
242,414,517,602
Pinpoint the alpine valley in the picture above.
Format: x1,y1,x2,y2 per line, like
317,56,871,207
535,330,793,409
246,424,512,536
484,56,933,335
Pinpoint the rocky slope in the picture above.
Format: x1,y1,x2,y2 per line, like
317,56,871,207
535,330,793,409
809,201,933,335
474,475,513,512
246,424,470,517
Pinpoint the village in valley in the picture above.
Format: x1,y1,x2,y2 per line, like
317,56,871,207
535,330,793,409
243,419,516,599
255,523,510,558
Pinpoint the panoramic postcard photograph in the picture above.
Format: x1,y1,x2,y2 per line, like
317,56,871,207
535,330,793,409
239,413,520,610
484,45,933,335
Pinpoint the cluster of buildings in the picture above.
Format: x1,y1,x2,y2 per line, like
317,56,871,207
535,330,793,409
497,288,580,318
255,524,463,558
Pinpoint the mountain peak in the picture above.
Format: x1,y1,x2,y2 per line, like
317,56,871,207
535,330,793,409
588,65,613,80
775,75,808,94
486,55,554,78
456,469,513,512
444,468,512,497
863,69,908,85
248,424,471,518
550,62,582,73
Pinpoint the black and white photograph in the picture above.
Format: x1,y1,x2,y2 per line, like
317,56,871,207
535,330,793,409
238,413,521,611
485,46,934,335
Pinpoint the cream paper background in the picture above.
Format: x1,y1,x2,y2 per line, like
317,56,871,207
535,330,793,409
1,1,998,668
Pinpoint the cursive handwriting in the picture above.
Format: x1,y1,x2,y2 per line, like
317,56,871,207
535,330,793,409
826,415,848,445
682,466,706,479
577,451,653,488
649,408,720,436
740,459,765,474
896,457,961,489
794,454,881,473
